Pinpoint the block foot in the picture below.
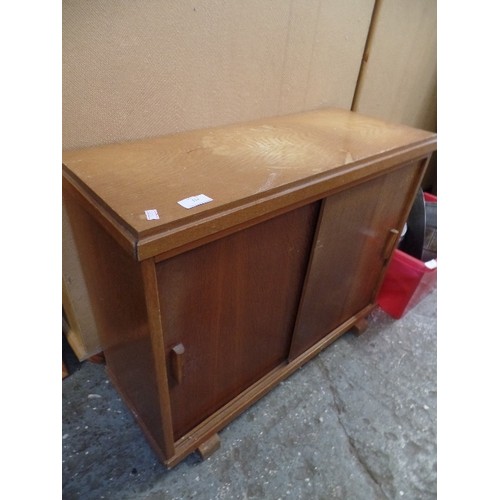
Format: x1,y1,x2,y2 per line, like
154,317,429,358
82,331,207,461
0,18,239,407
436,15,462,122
197,433,221,461
352,317,369,336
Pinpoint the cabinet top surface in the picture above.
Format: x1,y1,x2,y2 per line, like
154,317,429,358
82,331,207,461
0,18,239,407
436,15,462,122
63,108,436,257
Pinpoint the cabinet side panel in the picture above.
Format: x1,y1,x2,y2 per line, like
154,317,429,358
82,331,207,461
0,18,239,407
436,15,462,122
63,191,166,454
289,161,423,359
156,203,320,440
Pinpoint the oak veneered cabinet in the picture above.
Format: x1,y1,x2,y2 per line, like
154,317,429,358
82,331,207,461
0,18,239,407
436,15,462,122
62,108,436,467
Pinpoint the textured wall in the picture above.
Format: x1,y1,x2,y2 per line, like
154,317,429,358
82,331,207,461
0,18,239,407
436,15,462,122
63,0,374,150
353,0,437,132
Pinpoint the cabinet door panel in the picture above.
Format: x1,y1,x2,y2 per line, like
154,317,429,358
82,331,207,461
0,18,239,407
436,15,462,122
156,203,319,440
289,162,423,360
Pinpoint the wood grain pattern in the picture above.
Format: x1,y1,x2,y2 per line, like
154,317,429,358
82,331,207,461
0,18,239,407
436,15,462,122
62,108,437,467
289,161,424,360
62,0,436,374
63,108,436,261
140,258,176,459
63,190,167,455
169,303,375,468
156,203,319,440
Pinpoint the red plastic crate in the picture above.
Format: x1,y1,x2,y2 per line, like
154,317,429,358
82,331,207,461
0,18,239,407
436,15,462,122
377,189,437,319
377,191,437,318
377,250,437,319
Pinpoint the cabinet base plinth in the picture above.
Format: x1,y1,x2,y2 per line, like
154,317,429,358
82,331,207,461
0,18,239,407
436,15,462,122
196,433,221,461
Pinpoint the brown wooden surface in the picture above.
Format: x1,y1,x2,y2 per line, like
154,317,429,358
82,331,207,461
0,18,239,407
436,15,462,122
140,258,176,458
289,160,424,360
62,108,437,467
168,303,375,468
156,203,319,441
63,190,168,457
87,352,106,364
352,317,369,337
63,0,436,398
63,108,436,260
196,434,221,461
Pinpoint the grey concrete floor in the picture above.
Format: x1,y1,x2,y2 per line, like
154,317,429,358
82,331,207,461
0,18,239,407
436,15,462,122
62,290,436,500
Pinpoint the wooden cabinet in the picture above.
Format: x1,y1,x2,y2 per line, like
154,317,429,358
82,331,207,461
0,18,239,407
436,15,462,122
62,108,436,467
289,161,424,359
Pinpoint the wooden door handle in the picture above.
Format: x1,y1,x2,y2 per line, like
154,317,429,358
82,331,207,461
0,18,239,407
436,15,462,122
170,343,185,384
383,228,400,260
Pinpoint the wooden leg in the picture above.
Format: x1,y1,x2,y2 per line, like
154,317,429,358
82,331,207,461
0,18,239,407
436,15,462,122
197,433,221,461
352,317,369,336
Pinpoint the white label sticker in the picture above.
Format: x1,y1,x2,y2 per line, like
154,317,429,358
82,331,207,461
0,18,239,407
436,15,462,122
177,194,213,209
424,259,437,270
145,209,159,220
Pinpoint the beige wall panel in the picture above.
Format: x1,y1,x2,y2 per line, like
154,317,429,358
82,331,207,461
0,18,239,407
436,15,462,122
63,0,374,150
354,0,436,132
62,199,101,360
